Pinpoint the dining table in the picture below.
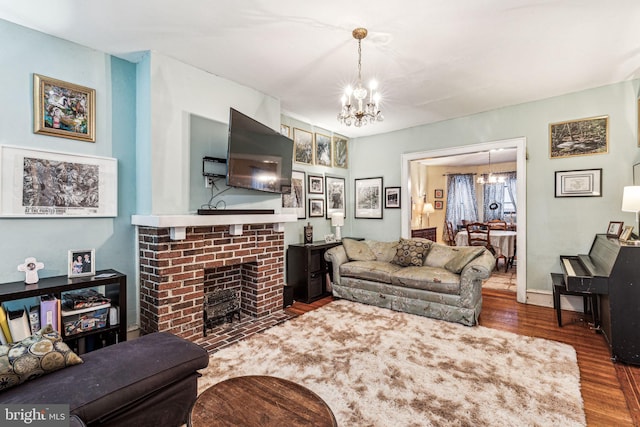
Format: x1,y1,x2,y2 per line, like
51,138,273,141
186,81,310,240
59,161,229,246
454,229,517,259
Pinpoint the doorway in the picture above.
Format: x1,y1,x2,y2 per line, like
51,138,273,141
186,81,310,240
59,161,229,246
400,138,527,304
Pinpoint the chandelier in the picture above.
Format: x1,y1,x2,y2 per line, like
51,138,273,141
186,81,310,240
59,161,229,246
337,28,383,127
477,150,505,184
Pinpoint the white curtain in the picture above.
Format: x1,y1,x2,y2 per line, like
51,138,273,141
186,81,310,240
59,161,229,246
445,174,478,229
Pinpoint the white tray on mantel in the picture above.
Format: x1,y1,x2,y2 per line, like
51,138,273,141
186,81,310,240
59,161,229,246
131,213,298,240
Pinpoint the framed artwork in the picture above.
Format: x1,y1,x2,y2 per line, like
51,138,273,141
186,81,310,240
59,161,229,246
280,124,291,138
333,135,348,168
293,128,313,164
0,145,117,217
434,189,444,199
638,98,640,147
606,221,624,238
33,74,96,142
620,225,634,241
282,170,305,219
309,199,325,218
549,115,608,159
555,169,602,198
634,162,640,185
384,187,401,209
68,249,95,278
325,175,346,219
308,174,324,194
314,133,332,167
355,177,383,219
434,200,444,210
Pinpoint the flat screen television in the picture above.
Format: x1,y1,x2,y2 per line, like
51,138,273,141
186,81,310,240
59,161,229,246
226,108,293,194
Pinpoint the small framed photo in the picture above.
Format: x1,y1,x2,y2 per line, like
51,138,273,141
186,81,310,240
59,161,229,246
434,200,444,210
308,175,324,194
607,221,624,238
384,187,401,209
33,74,96,142
309,199,325,217
434,189,444,199
620,225,634,241
555,169,602,198
280,124,291,137
68,249,95,278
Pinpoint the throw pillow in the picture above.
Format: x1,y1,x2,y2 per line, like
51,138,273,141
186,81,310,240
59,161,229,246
0,325,83,392
444,246,486,274
423,243,457,268
392,238,430,267
342,239,376,261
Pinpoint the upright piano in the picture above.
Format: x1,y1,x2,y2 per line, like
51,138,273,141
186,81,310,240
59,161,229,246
558,234,640,365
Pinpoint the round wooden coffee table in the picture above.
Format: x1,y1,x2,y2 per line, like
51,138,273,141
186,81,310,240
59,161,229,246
189,375,337,427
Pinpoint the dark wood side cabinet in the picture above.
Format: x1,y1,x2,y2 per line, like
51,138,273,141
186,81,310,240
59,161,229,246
411,227,437,241
287,241,341,303
0,269,127,353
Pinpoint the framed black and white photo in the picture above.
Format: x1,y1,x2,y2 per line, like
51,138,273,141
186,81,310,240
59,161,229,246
282,170,305,219
384,187,401,209
309,199,325,217
355,177,383,219
308,174,324,194
606,221,624,238
325,175,346,219
68,249,95,278
293,128,313,164
0,145,117,217
314,133,332,167
555,169,602,198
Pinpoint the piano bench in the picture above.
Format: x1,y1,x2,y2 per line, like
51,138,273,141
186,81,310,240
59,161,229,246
551,273,598,327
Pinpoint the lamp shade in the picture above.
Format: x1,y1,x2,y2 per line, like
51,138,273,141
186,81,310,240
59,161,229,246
422,203,435,214
331,212,345,227
622,186,640,212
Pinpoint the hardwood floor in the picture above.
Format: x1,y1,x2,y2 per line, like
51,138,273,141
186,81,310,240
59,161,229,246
288,290,640,426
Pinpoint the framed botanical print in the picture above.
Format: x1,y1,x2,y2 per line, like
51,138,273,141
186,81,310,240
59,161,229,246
294,128,313,164
314,133,332,166
355,177,383,219
332,135,348,168
325,175,346,219
33,74,96,142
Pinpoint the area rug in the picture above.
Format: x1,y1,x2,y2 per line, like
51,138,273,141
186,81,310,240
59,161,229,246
198,299,586,426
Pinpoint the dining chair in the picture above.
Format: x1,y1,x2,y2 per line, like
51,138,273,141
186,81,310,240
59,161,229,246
487,219,507,230
445,221,457,246
465,223,498,268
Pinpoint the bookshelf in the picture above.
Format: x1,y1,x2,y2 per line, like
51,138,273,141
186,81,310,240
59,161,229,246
0,269,127,353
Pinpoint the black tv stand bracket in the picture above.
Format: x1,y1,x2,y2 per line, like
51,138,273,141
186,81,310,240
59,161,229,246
197,209,275,215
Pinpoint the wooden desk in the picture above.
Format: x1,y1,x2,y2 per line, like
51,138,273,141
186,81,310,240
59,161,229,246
411,227,437,241
189,375,337,427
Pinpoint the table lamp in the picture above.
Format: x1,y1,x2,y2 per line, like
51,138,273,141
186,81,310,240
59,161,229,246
331,212,344,241
621,186,640,241
422,203,435,227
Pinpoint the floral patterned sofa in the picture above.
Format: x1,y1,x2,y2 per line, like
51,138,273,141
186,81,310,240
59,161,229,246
324,238,495,326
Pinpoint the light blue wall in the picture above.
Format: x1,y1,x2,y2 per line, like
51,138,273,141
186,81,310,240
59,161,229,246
350,80,640,291
0,20,138,326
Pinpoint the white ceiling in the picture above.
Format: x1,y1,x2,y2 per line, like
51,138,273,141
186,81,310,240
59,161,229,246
2,0,640,139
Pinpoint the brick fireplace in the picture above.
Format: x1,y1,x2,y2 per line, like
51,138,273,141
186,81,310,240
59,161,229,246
136,220,287,342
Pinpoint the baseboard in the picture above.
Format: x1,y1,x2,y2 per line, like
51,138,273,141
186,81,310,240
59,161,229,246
525,289,585,313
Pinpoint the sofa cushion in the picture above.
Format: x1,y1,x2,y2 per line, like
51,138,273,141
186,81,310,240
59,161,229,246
423,243,458,268
391,266,461,295
0,325,83,392
340,261,403,284
342,239,376,261
444,246,486,273
367,240,399,262
392,238,431,266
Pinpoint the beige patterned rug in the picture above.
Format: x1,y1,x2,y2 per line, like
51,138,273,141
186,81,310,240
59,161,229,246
198,299,586,426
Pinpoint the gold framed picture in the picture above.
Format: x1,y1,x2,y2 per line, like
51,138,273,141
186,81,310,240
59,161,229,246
549,115,608,159
33,74,96,142
293,128,313,164
332,135,348,168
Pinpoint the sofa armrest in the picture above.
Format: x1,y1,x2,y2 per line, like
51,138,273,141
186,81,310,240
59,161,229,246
458,249,496,306
324,245,348,286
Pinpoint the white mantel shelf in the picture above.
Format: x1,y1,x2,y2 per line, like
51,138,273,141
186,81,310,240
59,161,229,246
131,213,297,240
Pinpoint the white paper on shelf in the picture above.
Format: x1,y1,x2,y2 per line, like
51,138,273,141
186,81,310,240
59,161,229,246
61,303,111,317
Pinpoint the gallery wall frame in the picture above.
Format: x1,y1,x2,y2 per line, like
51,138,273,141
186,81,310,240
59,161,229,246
355,177,383,219
332,135,348,168
282,169,305,219
308,174,324,194
293,128,313,164
434,189,444,199
325,175,346,219
33,74,96,142
280,124,291,138
384,187,401,209
309,198,325,217
633,162,640,185
314,133,332,167
0,145,117,217
549,115,608,159
554,168,602,198
434,200,444,210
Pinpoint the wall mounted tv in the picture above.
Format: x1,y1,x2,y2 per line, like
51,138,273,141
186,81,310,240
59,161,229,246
226,108,293,194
